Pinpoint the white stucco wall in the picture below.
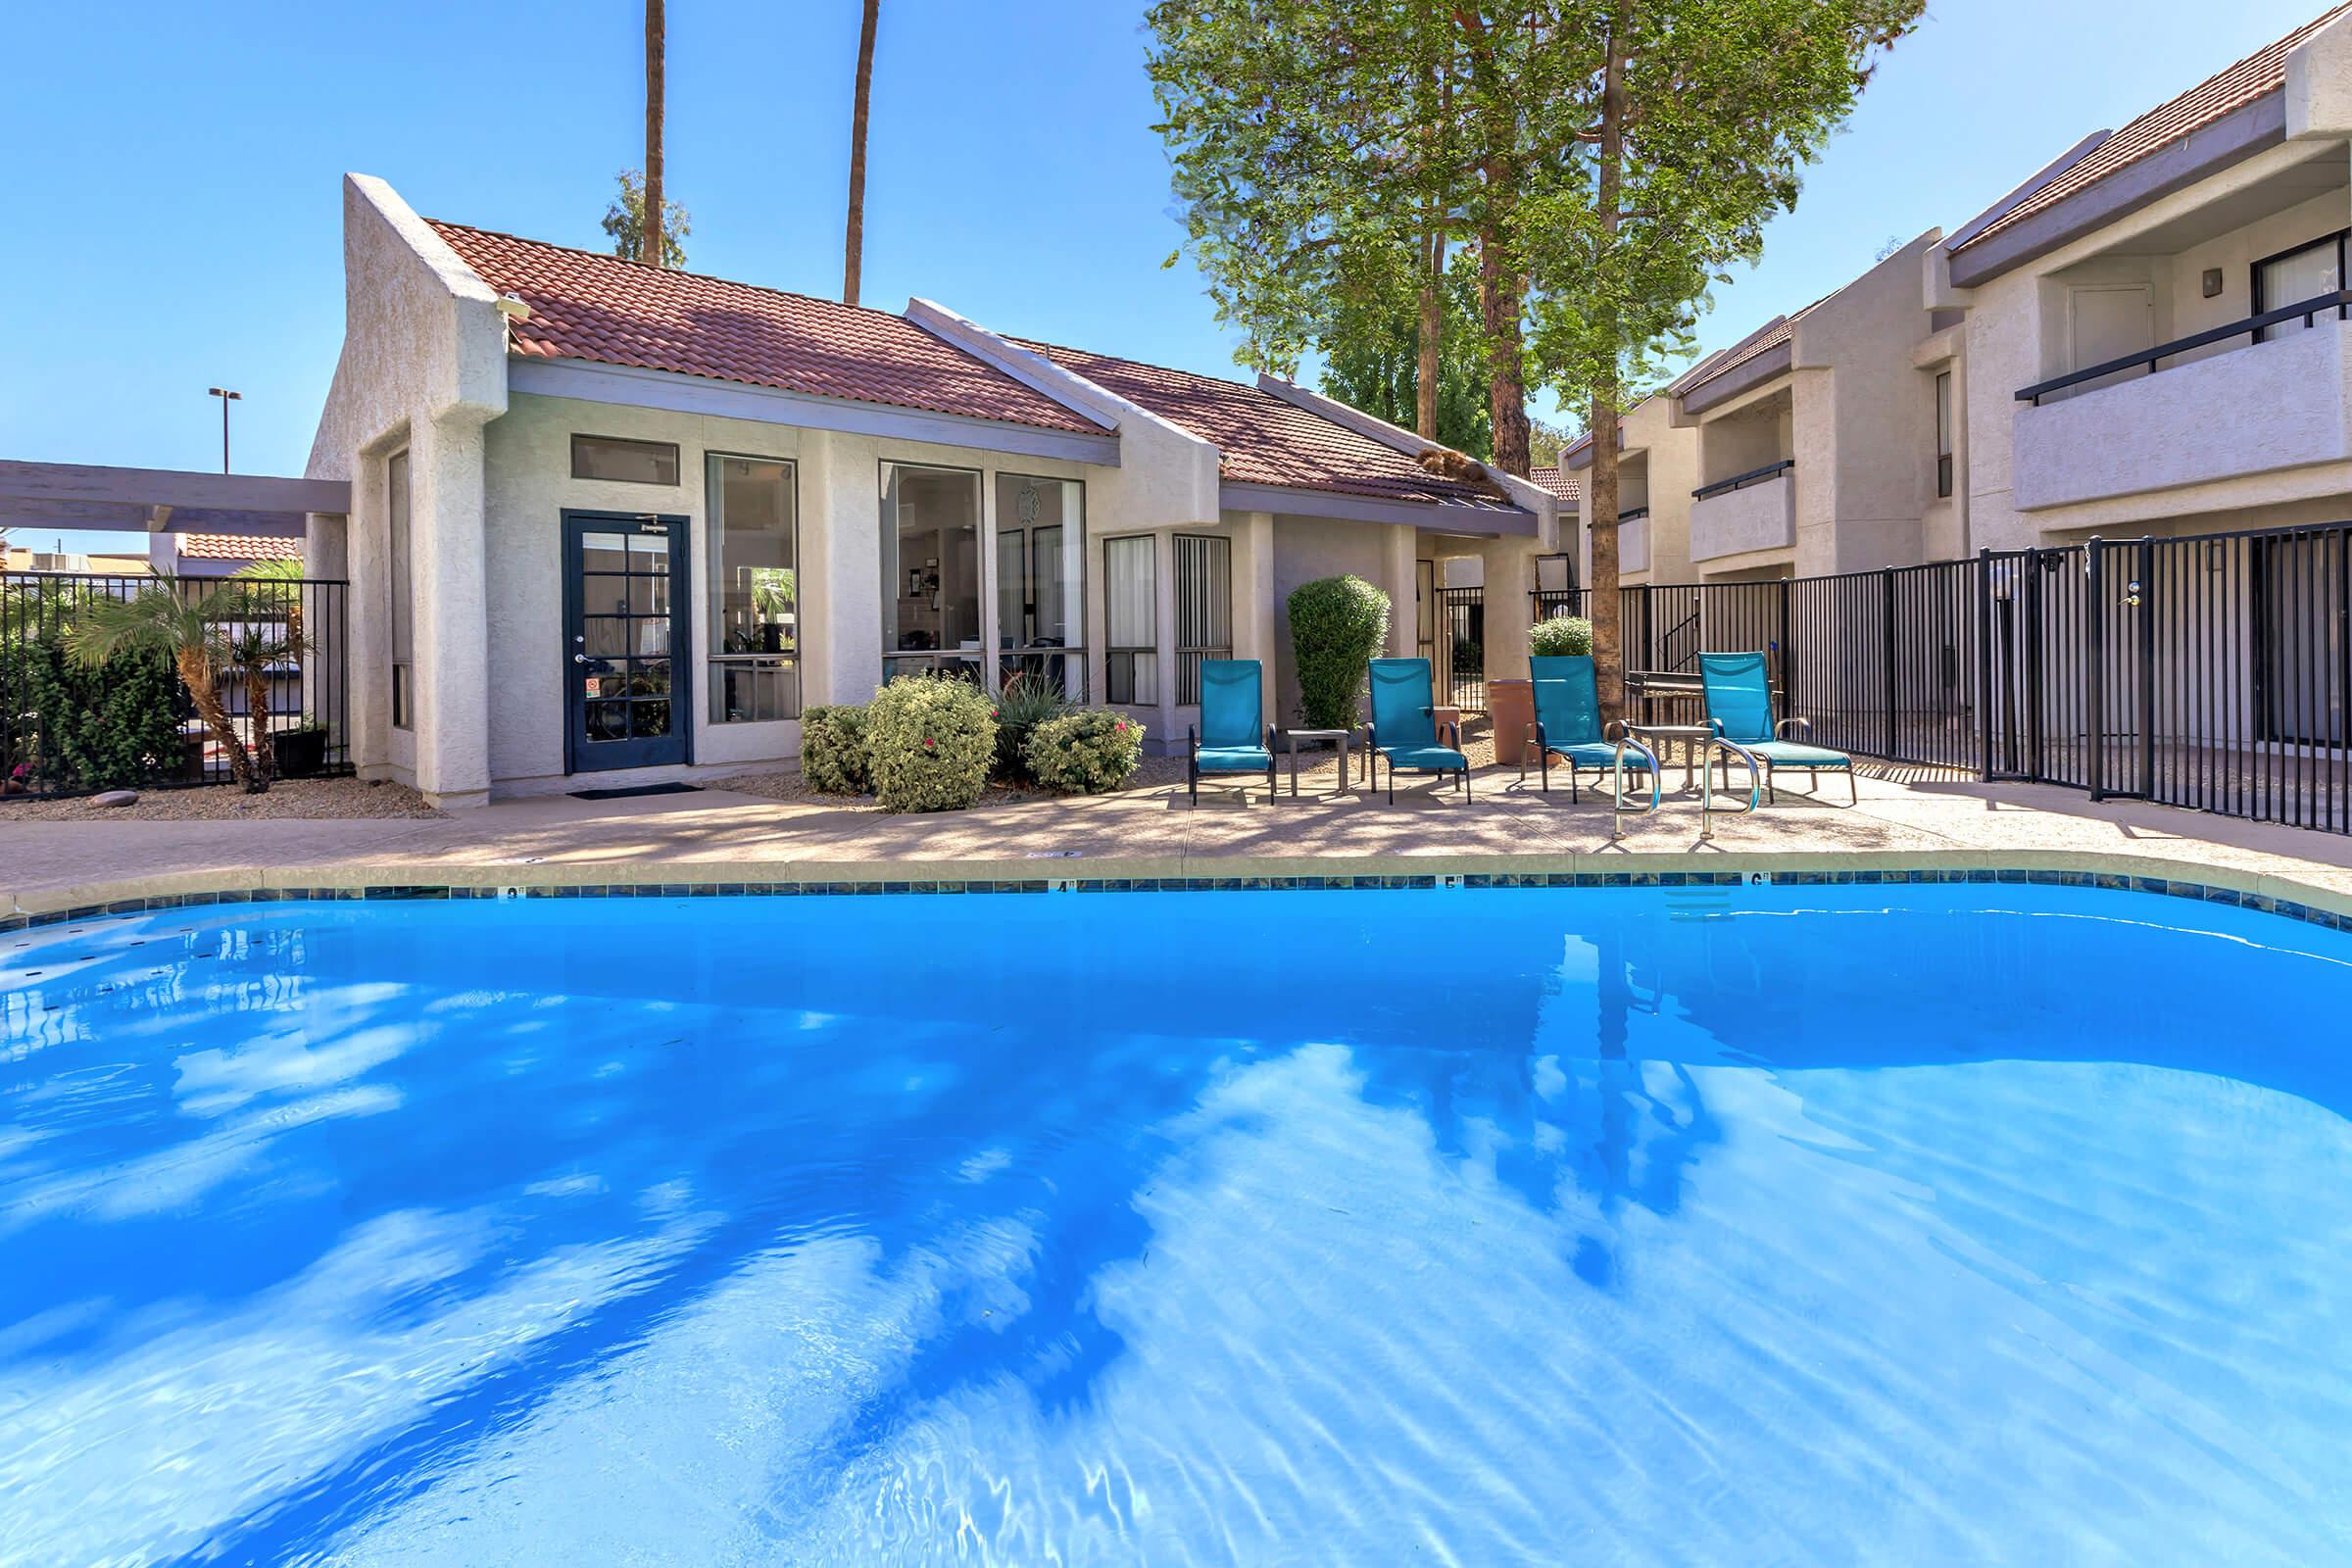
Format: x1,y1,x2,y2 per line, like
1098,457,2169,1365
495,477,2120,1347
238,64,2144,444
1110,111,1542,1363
303,173,509,806
1571,394,1697,587
1953,129,2352,550
1690,471,1797,564
1268,514,1416,726
479,391,1112,794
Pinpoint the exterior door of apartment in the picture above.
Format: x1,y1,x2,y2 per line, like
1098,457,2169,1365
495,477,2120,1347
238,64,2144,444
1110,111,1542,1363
563,511,691,772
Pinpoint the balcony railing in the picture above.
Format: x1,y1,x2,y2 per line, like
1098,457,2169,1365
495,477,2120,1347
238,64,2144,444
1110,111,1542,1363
2016,289,2352,406
1692,459,1794,501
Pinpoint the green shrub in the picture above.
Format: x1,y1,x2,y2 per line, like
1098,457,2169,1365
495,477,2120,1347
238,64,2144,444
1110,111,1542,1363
800,704,871,794
1025,709,1146,795
864,674,997,811
1287,574,1391,729
990,671,1069,782
1528,615,1593,658
1,623,185,794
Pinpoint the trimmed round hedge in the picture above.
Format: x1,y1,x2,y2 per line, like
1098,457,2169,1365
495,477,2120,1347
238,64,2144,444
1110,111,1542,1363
864,674,998,812
1024,709,1146,794
1528,614,1594,658
799,704,872,795
1287,574,1391,730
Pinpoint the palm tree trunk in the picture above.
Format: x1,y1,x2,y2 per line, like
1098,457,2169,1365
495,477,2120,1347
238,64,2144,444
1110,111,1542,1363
177,647,254,790
844,0,881,306
644,0,666,268
245,663,276,787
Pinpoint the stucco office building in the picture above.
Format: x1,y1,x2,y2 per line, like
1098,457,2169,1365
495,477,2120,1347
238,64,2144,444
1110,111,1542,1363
298,176,1554,808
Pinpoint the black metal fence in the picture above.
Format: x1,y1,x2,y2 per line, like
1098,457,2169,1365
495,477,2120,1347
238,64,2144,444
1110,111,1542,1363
1436,585,1486,711
1526,521,2352,832
2,571,351,799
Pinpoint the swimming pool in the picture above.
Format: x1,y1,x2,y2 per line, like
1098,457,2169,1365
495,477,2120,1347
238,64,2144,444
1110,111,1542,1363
3,884,2348,1564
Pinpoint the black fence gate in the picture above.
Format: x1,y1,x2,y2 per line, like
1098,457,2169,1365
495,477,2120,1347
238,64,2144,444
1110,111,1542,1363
1436,585,1486,711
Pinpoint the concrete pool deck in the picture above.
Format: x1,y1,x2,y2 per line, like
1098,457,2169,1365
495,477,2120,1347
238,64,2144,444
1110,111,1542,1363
10,763,2352,918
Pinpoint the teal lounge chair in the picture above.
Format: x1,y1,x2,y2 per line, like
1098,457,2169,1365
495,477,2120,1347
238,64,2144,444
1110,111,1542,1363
1188,659,1276,804
1698,650,1857,806
1524,655,1661,817
1366,657,1470,803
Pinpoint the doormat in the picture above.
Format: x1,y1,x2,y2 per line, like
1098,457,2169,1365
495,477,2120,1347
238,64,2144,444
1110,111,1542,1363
567,782,707,801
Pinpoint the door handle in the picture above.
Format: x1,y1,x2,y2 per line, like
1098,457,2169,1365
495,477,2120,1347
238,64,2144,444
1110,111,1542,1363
573,653,591,664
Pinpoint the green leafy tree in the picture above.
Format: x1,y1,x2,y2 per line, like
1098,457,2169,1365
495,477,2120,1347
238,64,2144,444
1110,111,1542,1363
1525,0,1924,721
1322,261,1494,459
602,170,691,270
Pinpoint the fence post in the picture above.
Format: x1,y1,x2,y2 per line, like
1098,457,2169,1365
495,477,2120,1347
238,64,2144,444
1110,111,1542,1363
2086,536,2107,801
1975,549,1994,779
1778,578,1794,717
1881,566,1898,762
2136,536,2156,801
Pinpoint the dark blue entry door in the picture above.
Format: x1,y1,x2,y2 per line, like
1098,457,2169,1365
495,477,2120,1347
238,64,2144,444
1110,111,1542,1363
564,512,690,772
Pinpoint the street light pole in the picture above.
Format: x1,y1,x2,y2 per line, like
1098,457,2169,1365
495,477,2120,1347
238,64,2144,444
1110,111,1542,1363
207,387,241,473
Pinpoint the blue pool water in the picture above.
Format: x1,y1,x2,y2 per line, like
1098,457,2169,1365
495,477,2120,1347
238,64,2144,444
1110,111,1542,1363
3,885,2350,1565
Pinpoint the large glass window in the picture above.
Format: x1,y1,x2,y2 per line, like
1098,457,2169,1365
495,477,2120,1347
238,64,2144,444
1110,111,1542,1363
1935,371,1953,500
2254,231,2347,343
995,474,1086,699
880,464,983,682
572,433,680,485
1103,534,1157,705
708,454,799,723
1174,533,1232,706
387,448,414,729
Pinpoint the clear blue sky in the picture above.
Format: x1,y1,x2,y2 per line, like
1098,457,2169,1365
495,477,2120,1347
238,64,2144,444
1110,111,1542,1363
1,0,2334,554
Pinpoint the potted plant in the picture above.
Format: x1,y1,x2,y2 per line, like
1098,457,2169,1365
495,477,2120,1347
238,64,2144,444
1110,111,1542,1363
271,717,330,779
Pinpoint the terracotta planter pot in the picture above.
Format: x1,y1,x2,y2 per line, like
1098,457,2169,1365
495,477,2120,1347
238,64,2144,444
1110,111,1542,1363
1488,679,1533,766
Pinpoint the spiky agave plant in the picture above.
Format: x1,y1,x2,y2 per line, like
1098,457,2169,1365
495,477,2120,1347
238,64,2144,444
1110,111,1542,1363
66,579,261,791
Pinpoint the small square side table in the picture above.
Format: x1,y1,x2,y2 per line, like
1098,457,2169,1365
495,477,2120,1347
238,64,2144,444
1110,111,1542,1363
1279,728,1355,797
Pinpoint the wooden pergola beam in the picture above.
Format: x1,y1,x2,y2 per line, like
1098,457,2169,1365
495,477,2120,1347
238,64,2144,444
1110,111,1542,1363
0,459,349,516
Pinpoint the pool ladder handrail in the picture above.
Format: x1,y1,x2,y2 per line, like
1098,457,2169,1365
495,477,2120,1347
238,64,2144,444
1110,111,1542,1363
1605,721,1663,841
1699,720,1764,840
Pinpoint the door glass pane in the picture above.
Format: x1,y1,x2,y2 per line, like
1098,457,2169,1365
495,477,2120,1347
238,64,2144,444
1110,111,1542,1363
633,700,672,737
581,532,630,574
586,701,629,740
880,464,982,675
631,660,672,696
629,530,672,569
583,616,631,657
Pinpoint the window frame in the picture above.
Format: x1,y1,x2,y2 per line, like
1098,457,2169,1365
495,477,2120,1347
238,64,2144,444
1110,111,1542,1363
1102,532,1159,707
387,447,414,730
993,472,1088,701
705,451,802,725
1172,532,1233,708
570,432,682,486
2250,228,2349,344
878,459,987,684
1934,370,1954,500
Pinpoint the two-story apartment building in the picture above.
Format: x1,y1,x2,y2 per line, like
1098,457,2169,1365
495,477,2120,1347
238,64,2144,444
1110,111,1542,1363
1558,392,1701,588
1934,1,2352,548
1657,232,1958,582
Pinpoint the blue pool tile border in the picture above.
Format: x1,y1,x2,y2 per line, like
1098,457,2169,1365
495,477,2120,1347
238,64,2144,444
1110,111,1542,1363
4,865,2350,937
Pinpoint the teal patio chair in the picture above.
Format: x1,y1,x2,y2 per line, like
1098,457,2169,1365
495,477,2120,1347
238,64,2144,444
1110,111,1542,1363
1698,650,1857,807
1366,657,1470,803
1523,655,1661,832
1188,659,1276,804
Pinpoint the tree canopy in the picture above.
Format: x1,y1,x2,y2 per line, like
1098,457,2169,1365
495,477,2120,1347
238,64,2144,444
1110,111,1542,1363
602,170,691,270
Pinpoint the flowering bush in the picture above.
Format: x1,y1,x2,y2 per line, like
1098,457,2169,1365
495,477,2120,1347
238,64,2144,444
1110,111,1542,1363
863,674,997,812
1024,709,1146,795
1528,614,1593,658
800,704,872,795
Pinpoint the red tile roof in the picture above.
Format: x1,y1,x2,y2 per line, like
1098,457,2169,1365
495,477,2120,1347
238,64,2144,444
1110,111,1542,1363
1015,340,1518,510
430,221,1107,436
1955,3,2352,253
1529,466,1580,501
180,533,302,562
1669,298,1825,400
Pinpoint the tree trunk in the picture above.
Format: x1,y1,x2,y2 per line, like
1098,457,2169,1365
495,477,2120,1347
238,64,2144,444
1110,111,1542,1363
1478,224,1531,476
1416,231,1443,439
177,647,255,790
1589,8,1630,730
844,0,881,306
245,662,276,788
644,0,666,268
